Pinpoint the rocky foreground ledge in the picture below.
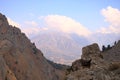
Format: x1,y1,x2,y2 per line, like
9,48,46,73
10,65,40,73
66,42,120,80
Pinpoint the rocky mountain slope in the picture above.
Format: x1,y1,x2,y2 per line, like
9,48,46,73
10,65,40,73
0,13,65,80
65,41,120,80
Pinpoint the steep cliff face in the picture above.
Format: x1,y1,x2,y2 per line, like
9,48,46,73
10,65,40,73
66,43,120,80
0,13,65,80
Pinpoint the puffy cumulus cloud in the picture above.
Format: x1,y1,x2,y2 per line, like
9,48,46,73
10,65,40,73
44,15,91,37
102,6,120,26
99,6,120,34
7,15,91,38
7,17,20,28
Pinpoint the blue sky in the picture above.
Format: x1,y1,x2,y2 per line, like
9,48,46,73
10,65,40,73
0,0,120,40
0,0,120,31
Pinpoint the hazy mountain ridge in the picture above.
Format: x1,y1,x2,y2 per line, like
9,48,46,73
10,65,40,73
31,30,120,65
31,32,87,64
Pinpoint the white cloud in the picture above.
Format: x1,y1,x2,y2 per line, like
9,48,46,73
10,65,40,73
89,6,120,47
20,21,48,37
20,21,40,36
44,15,91,37
7,18,49,37
7,18,41,37
7,15,91,38
99,6,120,34
22,27,40,36
7,17,20,28
24,21,38,27
7,7,120,44
102,6,120,26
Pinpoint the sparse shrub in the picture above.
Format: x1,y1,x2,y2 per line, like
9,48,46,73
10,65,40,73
102,44,112,52
32,43,35,45
102,45,106,52
114,41,117,45
33,47,37,54
107,44,111,49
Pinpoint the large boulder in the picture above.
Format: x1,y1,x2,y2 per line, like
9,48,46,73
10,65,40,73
81,43,100,59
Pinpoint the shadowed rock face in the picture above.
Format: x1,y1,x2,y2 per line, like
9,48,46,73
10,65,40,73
71,59,92,71
66,43,120,80
0,13,65,80
80,59,92,68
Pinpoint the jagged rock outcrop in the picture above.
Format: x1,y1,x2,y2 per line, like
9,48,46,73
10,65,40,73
0,13,65,80
66,43,120,80
102,40,120,61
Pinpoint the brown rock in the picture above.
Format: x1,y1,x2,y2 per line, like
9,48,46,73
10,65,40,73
0,13,65,80
0,55,17,80
81,43,100,59
66,42,120,80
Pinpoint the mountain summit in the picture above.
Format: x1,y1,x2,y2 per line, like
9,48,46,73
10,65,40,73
0,13,65,80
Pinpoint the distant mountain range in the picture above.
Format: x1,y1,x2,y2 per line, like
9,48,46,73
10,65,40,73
31,31,89,65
